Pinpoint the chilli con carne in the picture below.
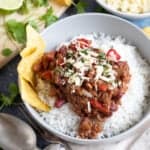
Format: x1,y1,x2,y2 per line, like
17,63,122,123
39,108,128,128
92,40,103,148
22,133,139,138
33,37,131,139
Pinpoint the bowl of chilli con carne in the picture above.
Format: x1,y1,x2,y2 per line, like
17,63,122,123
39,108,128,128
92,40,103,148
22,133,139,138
18,13,150,144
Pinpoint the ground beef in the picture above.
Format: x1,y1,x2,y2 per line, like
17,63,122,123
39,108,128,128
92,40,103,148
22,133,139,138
33,38,131,139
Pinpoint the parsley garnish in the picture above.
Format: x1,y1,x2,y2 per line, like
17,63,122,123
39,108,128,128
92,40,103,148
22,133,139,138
66,63,73,69
28,20,39,31
81,49,88,55
18,0,30,14
0,83,19,110
98,52,106,59
81,58,85,63
2,48,12,57
40,7,58,27
74,1,87,13
19,0,48,14
66,52,73,59
6,19,26,44
32,0,48,6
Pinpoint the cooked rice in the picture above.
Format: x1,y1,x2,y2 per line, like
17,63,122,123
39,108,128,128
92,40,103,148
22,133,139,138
39,33,150,138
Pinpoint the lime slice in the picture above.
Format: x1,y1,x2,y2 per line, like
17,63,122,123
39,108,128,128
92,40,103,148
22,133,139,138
0,0,23,10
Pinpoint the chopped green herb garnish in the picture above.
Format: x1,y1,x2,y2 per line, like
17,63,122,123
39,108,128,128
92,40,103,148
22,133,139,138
74,1,87,13
66,63,73,69
81,58,85,63
0,83,19,110
6,19,26,44
98,52,106,59
81,49,88,55
28,20,39,31
2,48,12,57
32,0,48,7
18,0,31,14
66,52,73,59
103,64,109,71
40,7,58,27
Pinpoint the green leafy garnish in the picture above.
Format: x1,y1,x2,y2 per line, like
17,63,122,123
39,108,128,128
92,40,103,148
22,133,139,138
18,0,30,14
0,83,19,110
66,52,73,59
74,1,87,13
1,48,12,57
81,49,88,55
81,58,85,63
5,19,26,44
66,63,73,69
98,52,106,59
28,20,39,31
32,0,48,7
40,7,58,27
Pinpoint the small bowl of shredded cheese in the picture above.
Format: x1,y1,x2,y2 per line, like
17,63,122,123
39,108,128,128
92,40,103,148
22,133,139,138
96,0,150,20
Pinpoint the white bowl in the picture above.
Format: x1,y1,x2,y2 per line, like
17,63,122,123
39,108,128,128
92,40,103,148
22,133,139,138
96,0,150,20
22,13,150,144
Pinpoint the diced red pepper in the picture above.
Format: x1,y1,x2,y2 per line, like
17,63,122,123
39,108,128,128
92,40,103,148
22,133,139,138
55,99,65,108
90,99,111,116
77,38,92,49
98,83,108,92
46,51,56,61
110,101,118,112
56,58,64,66
59,46,67,56
68,43,77,51
106,49,121,61
40,70,52,80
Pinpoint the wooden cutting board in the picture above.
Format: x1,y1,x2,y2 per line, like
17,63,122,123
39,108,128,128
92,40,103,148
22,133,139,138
0,1,69,68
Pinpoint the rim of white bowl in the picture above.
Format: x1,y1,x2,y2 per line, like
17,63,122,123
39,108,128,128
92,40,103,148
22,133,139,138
22,13,150,144
96,0,150,20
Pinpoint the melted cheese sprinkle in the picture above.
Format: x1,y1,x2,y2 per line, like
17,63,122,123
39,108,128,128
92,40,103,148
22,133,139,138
57,37,117,88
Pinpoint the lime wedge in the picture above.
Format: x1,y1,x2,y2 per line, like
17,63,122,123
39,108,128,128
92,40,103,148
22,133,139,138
0,0,23,10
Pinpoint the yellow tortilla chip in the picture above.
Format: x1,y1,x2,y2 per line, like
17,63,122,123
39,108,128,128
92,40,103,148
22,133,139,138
21,25,45,58
19,77,49,112
143,27,150,38
17,25,50,112
18,25,45,86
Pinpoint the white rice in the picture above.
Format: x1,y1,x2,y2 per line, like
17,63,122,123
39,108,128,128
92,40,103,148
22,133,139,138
39,33,150,138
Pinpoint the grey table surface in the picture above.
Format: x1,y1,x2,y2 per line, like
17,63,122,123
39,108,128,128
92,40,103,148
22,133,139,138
0,0,101,148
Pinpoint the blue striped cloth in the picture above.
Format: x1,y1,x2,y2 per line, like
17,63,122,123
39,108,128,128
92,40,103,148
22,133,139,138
132,18,150,28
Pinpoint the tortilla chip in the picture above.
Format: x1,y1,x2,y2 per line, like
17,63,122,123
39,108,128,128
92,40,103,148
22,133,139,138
143,27,150,38
17,25,50,112
19,77,49,112
18,25,45,86
21,25,45,58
